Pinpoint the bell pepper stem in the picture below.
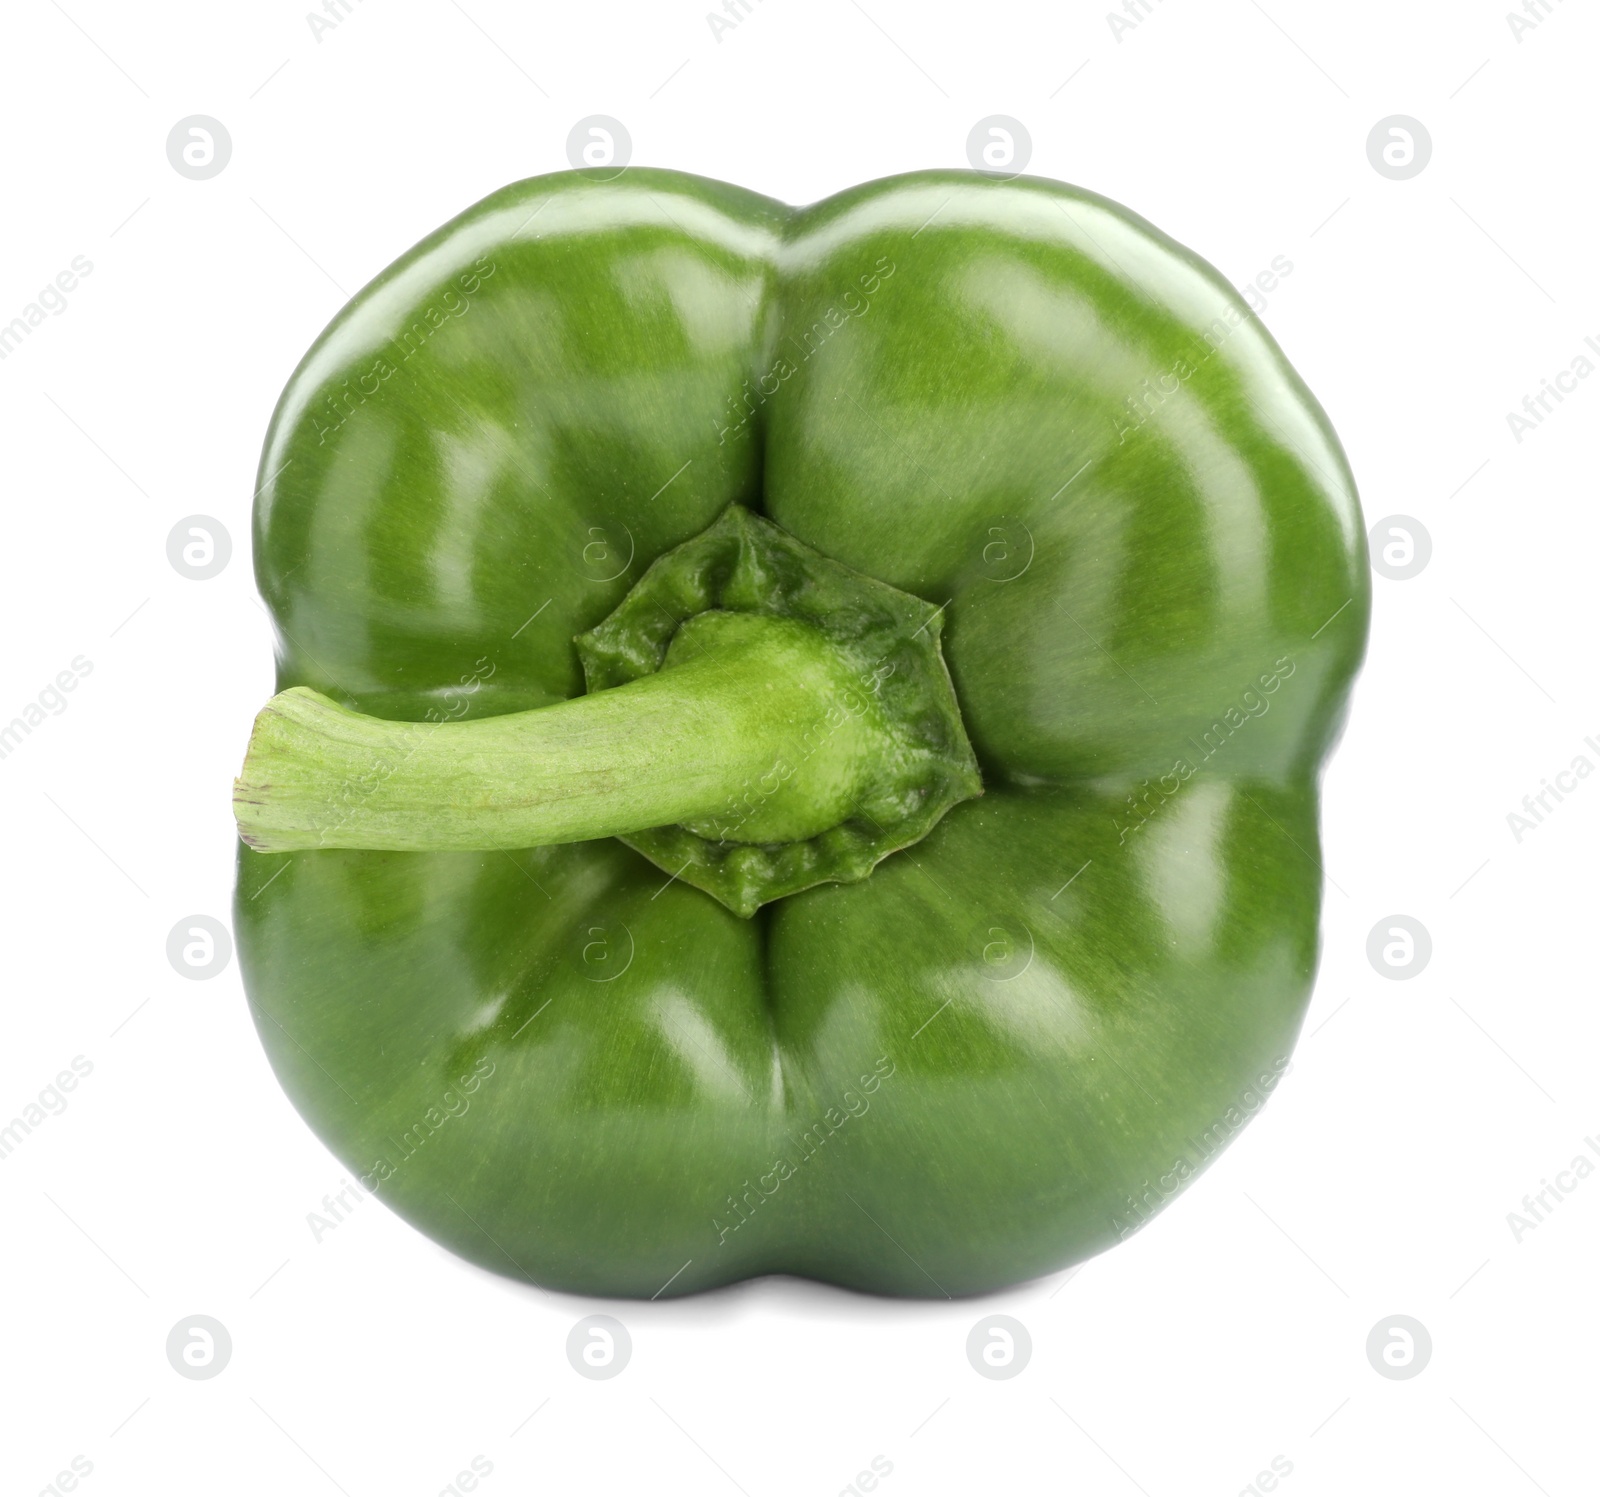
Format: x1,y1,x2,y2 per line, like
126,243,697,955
237,505,982,914
234,611,898,855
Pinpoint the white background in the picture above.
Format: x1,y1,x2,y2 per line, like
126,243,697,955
1,1,1595,1493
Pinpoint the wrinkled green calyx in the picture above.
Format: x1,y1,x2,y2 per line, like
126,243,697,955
576,505,981,914
234,505,980,916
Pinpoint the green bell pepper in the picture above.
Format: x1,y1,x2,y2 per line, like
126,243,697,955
233,167,1367,1298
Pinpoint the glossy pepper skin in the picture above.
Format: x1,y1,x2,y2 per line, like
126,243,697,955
235,168,1368,1298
